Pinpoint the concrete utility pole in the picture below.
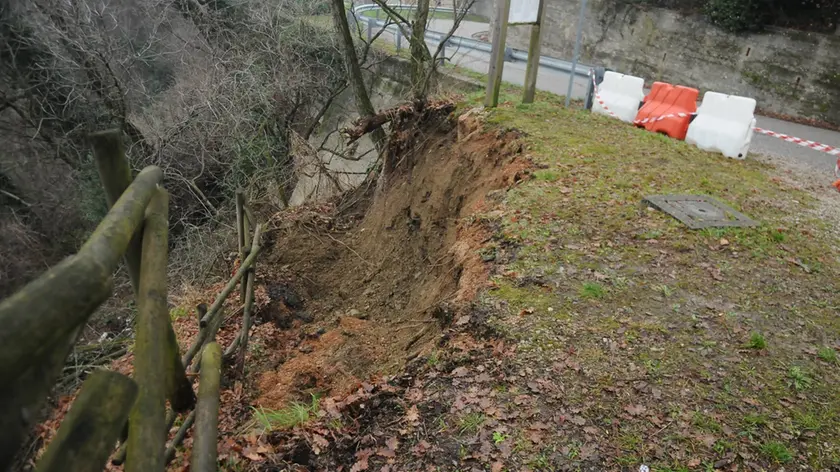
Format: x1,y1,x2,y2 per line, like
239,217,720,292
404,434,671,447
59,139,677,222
485,0,512,108
522,0,546,104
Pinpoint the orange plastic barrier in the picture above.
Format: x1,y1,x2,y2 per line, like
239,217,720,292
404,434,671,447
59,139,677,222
634,82,699,140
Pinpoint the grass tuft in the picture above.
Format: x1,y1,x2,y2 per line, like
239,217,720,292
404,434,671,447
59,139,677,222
580,282,605,299
760,441,793,463
746,332,767,350
817,346,837,363
252,395,320,431
787,366,813,391
458,412,486,435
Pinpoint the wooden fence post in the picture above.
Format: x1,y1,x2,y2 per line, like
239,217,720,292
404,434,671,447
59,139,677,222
126,188,173,472
89,129,143,291
191,342,222,472
199,224,263,328
35,371,137,472
88,132,192,414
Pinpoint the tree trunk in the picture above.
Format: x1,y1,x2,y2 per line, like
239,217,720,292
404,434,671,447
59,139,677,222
330,0,387,151
35,371,137,472
410,0,433,100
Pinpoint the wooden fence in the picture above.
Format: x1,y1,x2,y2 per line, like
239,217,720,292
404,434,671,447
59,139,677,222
0,129,262,472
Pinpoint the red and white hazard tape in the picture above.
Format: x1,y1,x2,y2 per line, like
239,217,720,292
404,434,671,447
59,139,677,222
590,73,620,119
752,127,840,157
589,72,840,179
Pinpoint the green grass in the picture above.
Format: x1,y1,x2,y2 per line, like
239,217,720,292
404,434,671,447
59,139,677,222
580,282,605,299
746,332,767,350
442,69,840,469
743,413,768,428
534,169,561,182
760,441,793,463
458,412,486,435
692,411,723,433
169,306,190,320
818,346,837,363
492,431,509,444
787,366,813,391
252,396,320,431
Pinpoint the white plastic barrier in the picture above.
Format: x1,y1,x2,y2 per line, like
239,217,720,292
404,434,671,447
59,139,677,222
686,92,757,160
592,71,646,123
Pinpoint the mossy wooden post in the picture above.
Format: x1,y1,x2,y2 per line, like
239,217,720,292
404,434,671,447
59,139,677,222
522,0,546,104
237,269,256,374
126,188,171,472
235,190,248,305
0,326,94,470
0,166,161,382
89,131,192,411
199,224,263,328
485,0,511,108
0,167,162,469
191,342,222,472
89,129,143,289
36,371,137,472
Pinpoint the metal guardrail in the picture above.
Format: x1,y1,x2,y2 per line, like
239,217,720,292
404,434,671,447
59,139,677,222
351,3,594,78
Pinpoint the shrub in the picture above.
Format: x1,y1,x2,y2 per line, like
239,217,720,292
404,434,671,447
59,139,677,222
704,0,770,32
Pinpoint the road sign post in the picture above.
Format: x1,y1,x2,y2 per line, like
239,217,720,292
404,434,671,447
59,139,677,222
485,0,512,108
522,0,546,104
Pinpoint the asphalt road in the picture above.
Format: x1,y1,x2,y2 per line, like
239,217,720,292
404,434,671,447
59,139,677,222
378,19,840,177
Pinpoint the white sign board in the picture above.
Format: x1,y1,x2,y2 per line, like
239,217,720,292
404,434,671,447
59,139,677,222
508,0,540,24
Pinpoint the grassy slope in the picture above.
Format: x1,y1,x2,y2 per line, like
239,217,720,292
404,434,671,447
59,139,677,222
461,85,840,469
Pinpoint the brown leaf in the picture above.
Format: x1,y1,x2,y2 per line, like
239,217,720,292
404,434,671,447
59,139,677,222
569,415,586,426
385,437,399,452
350,458,369,472
311,434,329,455
698,434,717,448
451,366,469,377
351,449,373,472
405,405,420,424
624,404,647,416
242,447,265,461
412,439,431,456
491,462,504,472
455,315,471,326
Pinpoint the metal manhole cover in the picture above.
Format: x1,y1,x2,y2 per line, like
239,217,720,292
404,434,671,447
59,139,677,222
642,194,757,229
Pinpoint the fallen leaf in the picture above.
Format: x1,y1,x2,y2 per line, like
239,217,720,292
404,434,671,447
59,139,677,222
385,437,399,452
624,404,647,416
351,449,373,472
697,434,717,448
455,315,471,326
451,366,469,377
412,439,431,456
720,238,730,246
405,405,420,424
311,434,329,455
491,462,504,472
242,447,265,461
569,415,586,426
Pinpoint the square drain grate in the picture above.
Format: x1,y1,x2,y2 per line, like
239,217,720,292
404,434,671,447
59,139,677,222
643,194,757,229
